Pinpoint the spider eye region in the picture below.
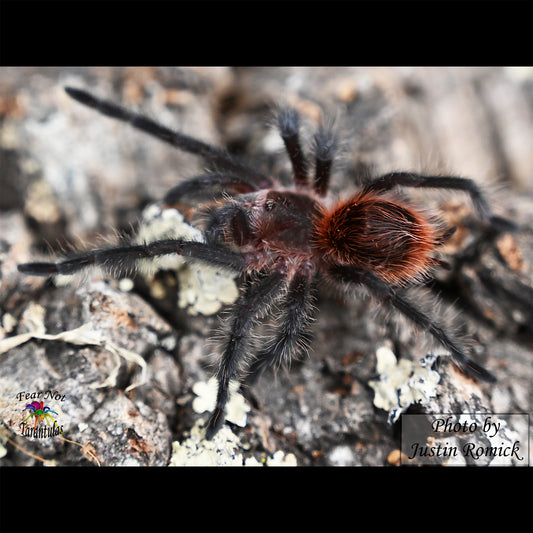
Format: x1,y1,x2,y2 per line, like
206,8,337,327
253,191,320,253
315,193,440,285
264,199,276,211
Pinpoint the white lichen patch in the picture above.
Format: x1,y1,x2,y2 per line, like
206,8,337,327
1,313,17,335
169,419,297,466
131,203,239,315
117,277,134,292
369,345,441,424
169,420,246,466
135,203,203,273
265,450,298,466
192,377,249,428
178,265,239,316
243,450,298,466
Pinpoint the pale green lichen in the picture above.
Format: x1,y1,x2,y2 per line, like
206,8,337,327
368,345,441,424
132,204,239,315
169,421,247,466
177,265,239,316
135,203,203,273
169,419,297,466
192,377,249,428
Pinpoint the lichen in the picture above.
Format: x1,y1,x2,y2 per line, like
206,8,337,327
192,377,249,428
131,203,239,315
169,421,246,466
368,345,441,424
169,419,297,466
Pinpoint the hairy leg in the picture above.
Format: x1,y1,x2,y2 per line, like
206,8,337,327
64,87,273,189
163,172,258,207
248,272,316,381
277,108,309,188
313,124,337,196
363,172,515,231
206,272,285,439
328,265,496,382
18,239,245,277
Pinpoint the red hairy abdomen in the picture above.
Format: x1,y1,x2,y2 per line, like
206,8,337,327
313,191,442,286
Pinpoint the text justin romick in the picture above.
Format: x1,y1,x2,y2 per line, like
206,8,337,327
408,440,523,461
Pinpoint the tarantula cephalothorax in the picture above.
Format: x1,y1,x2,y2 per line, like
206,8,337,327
18,87,512,439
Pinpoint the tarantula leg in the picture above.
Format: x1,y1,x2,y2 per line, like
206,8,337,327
313,124,337,196
18,239,245,277
363,172,516,232
64,87,273,189
163,172,257,207
248,272,316,382
329,265,496,383
278,108,309,188
205,272,285,439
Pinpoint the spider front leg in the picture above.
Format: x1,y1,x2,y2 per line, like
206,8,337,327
248,271,316,382
278,108,309,188
329,265,496,383
205,272,285,439
18,239,245,277
277,107,339,197
363,172,515,232
312,124,337,197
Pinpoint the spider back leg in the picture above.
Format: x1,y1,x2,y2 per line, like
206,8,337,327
329,265,496,382
362,172,515,232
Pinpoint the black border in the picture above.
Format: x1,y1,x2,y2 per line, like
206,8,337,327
1,466,533,533
1,0,532,66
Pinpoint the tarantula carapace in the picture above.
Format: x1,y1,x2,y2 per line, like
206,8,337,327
18,87,512,439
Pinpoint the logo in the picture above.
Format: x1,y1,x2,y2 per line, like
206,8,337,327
17,391,65,439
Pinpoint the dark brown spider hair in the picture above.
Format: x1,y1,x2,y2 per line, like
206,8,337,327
18,87,514,439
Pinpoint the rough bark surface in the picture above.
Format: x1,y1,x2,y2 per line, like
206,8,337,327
0,67,531,466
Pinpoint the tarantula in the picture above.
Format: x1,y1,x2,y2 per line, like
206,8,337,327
18,87,513,439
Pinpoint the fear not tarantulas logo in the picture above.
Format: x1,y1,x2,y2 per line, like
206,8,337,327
18,392,65,438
